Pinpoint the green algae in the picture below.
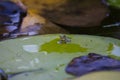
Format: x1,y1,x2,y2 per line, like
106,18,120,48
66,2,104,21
39,38,87,53
107,43,114,51
108,0,120,8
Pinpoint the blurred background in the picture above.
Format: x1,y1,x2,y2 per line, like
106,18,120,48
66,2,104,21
0,0,120,40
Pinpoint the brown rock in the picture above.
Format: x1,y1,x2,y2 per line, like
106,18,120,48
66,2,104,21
41,0,109,27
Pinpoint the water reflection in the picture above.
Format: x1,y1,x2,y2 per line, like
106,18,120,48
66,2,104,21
0,1,26,40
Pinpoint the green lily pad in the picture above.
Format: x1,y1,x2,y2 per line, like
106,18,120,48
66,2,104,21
0,34,120,80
